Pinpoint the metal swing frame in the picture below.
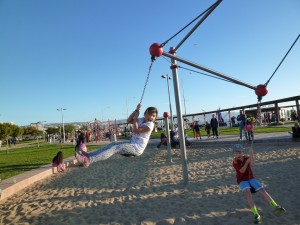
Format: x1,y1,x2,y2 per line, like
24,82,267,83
160,0,262,185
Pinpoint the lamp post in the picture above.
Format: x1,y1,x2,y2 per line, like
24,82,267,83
161,75,174,130
57,108,67,143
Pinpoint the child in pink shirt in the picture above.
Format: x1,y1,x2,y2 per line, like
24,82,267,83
245,118,254,141
52,151,65,172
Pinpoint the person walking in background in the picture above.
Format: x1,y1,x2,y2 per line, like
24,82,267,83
237,110,248,140
210,114,219,138
194,121,202,140
205,121,211,138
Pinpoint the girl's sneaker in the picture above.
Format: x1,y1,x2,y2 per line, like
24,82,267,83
274,206,286,216
254,214,261,224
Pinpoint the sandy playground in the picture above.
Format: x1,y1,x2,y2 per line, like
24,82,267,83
0,142,299,225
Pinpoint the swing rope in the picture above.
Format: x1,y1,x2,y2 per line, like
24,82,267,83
254,35,300,127
265,33,300,87
160,2,219,47
139,61,154,104
254,99,262,131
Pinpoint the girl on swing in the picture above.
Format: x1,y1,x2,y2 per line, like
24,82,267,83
75,103,158,167
232,143,286,224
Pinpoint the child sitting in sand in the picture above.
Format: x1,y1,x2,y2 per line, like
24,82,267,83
170,130,192,148
52,151,65,172
157,133,167,149
232,143,285,224
75,104,158,167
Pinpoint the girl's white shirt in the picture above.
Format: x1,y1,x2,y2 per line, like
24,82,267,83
130,118,154,153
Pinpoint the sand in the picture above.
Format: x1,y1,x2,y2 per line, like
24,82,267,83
0,143,299,225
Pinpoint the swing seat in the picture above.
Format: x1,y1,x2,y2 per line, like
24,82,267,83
121,153,137,157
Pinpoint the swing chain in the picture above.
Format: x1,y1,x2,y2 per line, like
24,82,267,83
139,61,153,104
255,99,262,129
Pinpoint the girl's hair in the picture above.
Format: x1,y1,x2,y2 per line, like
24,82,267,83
170,130,175,137
52,151,63,164
161,133,167,138
144,107,158,119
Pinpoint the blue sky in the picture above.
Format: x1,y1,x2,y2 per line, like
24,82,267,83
0,0,299,126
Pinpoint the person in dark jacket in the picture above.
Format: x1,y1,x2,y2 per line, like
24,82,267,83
210,114,219,138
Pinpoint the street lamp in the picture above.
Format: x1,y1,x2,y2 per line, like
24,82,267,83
57,108,67,143
161,75,174,130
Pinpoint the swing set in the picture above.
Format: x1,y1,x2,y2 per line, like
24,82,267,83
138,0,299,185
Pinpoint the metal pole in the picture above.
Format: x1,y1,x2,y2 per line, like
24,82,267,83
166,77,174,130
164,117,172,163
163,52,256,90
57,108,66,143
62,109,65,143
181,78,187,115
170,47,189,185
162,75,174,130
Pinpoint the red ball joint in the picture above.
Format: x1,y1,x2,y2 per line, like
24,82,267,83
149,43,163,58
163,112,170,118
170,65,179,69
169,49,176,54
255,84,268,97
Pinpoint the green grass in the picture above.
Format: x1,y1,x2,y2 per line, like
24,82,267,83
150,126,292,138
0,143,101,180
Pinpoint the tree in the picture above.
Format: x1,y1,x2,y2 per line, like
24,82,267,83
23,126,43,137
0,123,13,151
0,123,12,141
64,124,76,134
46,127,59,135
64,124,76,140
11,124,24,138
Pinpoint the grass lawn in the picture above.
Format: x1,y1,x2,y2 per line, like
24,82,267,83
0,143,101,180
150,125,292,139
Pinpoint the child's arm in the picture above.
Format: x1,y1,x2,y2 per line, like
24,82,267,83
239,157,251,173
127,104,142,124
132,114,151,134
